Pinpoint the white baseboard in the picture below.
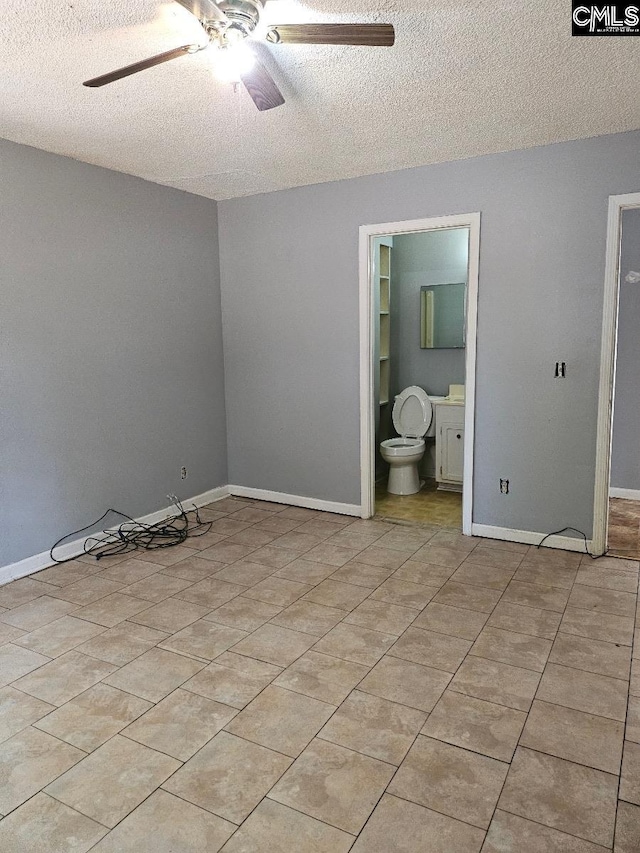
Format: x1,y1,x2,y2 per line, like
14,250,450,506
0,486,230,587
228,485,362,518
610,488,640,501
471,523,594,554
187,485,230,506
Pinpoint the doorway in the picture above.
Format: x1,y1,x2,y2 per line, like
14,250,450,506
594,192,640,557
359,213,480,532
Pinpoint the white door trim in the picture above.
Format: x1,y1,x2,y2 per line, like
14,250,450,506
593,191,640,555
359,212,481,533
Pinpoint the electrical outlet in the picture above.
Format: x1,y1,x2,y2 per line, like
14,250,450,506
500,478,509,494
554,361,566,378
180,467,187,480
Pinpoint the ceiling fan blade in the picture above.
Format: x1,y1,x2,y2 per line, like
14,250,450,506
240,59,285,111
173,0,227,23
267,23,395,46
83,45,197,87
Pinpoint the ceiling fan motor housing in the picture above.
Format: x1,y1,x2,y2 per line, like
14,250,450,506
216,0,265,37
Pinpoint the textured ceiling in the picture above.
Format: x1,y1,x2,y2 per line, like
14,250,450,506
1,0,639,200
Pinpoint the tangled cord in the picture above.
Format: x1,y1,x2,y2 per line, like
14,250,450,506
49,495,212,564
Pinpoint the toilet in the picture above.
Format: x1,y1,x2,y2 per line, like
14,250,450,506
380,386,439,495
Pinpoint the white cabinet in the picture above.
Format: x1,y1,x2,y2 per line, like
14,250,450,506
434,402,465,491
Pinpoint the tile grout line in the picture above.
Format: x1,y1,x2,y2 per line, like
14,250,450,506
503,552,636,848
479,544,580,842
349,551,532,843
2,499,638,849
613,590,640,841
136,520,476,840
413,540,579,842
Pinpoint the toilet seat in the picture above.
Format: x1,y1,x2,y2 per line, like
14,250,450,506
380,437,425,457
392,386,433,438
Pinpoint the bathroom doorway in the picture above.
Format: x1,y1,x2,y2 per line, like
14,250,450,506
359,213,480,532
594,193,640,558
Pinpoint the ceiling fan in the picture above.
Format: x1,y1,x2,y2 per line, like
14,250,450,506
83,0,395,112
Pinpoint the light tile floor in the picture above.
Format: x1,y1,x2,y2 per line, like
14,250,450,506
0,497,639,851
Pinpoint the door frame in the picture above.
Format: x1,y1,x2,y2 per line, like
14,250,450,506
592,191,640,555
359,212,481,532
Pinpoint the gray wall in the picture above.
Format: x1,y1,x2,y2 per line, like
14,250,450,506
392,230,467,398
219,131,640,537
1,139,226,566
611,207,640,491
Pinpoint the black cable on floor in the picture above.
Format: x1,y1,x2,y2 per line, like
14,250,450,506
535,526,604,559
49,495,212,564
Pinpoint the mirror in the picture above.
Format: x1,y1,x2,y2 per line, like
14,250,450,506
420,282,466,349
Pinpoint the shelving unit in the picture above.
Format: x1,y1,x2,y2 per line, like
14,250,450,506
378,243,391,405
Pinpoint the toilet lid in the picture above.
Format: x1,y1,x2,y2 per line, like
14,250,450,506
392,386,433,438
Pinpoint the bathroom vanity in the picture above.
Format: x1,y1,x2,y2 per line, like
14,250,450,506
434,400,465,491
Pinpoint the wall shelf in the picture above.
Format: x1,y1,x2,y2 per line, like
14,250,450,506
378,243,391,405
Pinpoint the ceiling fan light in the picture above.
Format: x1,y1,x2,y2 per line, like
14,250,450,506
215,44,255,82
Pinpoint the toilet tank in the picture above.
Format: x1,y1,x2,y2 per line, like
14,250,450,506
426,395,446,437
